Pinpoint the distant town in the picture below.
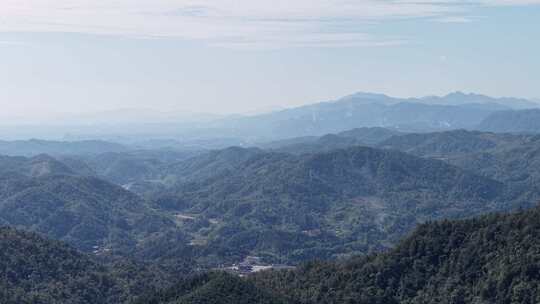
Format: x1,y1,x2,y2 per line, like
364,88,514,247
218,256,296,277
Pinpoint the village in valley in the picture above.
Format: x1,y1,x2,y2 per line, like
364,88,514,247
218,256,295,277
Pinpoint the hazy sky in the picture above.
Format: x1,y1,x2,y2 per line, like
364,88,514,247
1,1,539,122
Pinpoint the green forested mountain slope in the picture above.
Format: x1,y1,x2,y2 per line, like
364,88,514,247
267,129,540,190
135,272,289,304
477,109,540,133
378,130,540,193
68,150,200,183
337,127,402,145
0,154,76,177
57,149,203,196
3,139,535,270
265,133,364,155
162,147,264,184
139,206,540,304
260,127,401,155
0,227,170,304
253,206,540,304
0,154,193,270
377,129,529,158
153,145,533,265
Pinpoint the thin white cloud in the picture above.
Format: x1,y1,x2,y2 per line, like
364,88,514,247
436,16,474,23
0,40,29,47
0,0,538,48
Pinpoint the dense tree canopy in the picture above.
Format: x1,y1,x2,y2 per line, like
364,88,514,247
0,227,171,304
252,206,540,304
150,145,535,265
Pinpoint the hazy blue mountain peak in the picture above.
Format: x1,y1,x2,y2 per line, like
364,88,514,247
420,91,538,109
342,92,392,100
337,92,397,105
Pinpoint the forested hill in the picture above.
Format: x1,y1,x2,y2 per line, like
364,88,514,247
477,109,540,133
252,205,540,304
0,227,169,304
0,153,75,177
0,154,194,271
152,145,534,265
260,127,400,155
59,149,201,189
378,130,540,193
134,272,289,304
377,129,531,157
139,205,540,304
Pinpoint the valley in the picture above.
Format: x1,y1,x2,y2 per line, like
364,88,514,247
3,2,540,301
2,93,540,303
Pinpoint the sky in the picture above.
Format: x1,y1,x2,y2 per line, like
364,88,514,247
0,0,539,123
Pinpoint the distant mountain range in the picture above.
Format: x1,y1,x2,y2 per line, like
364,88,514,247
2,92,538,143
194,91,539,140
0,139,128,157
477,109,540,133
416,91,539,109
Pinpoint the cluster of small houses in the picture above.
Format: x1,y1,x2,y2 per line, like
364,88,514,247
220,256,295,276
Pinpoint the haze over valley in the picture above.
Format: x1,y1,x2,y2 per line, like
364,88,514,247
1,1,540,303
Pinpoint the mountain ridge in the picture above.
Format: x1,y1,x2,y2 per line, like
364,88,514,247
150,144,532,265
0,154,195,271
477,109,540,133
